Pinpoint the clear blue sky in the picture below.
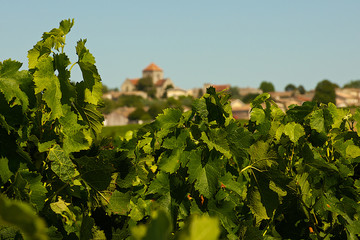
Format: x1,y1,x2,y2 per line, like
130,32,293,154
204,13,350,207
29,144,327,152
2,1,360,91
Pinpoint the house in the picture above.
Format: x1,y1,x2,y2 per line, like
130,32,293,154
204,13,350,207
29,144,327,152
335,88,360,107
121,63,174,98
103,107,135,126
269,91,313,111
238,87,262,97
203,83,231,93
231,99,251,119
103,90,122,100
167,88,189,99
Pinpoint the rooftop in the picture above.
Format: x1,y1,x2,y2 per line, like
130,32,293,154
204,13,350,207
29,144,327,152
143,63,163,72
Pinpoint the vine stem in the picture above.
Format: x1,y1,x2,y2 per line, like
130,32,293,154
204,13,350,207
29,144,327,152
69,62,78,72
298,191,323,239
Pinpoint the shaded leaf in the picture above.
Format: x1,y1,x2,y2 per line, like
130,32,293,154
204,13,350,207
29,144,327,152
48,145,79,183
0,196,48,240
177,214,220,240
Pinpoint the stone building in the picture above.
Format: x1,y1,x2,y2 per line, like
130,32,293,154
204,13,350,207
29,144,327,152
121,63,174,98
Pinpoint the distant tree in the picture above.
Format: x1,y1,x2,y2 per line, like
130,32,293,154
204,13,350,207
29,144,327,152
285,84,296,92
298,85,306,94
148,106,163,119
99,98,115,114
162,84,174,98
137,77,153,91
259,81,275,93
165,84,174,90
137,77,156,98
102,84,109,93
242,93,260,104
147,101,166,119
128,107,152,121
229,87,241,99
343,80,360,88
312,79,337,104
179,96,194,108
117,95,143,108
166,97,183,109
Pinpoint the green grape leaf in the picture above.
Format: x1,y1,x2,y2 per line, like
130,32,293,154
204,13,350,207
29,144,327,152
129,198,151,222
226,122,253,149
309,109,326,133
272,121,284,140
28,18,70,69
162,129,189,150
59,18,74,35
0,157,13,184
155,108,183,137
353,109,360,137
50,197,81,234
270,104,285,120
59,104,92,153
0,114,14,134
77,103,104,136
0,59,29,112
192,98,208,122
27,45,44,70
250,93,270,108
20,170,47,211
12,172,28,200
33,57,63,120
147,172,170,196
177,215,220,240
75,39,102,105
0,196,48,240
79,215,94,240
269,180,287,197
188,150,220,198
75,156,113,191
158,149,182,173
250,108,266,124
48,145,79,183
0,59,22,77
201,129,231,158
248,140,277,169
248,186,269,223
54,53,76,105
38,140,56,153
219,172,245,197
131,209,172,240
108,190,131,215
0,226,23,240
284,122,305,143
327,103,349,129
296,173,313,207
346,144,360,159
207,200,238,237
41,19,74,52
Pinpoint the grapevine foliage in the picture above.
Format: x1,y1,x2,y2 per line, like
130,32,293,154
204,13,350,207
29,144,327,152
1,19,360,240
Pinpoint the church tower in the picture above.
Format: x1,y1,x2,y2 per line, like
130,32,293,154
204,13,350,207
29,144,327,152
142,63,164,84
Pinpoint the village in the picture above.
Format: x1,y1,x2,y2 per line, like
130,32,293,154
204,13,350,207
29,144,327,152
102,63,360,126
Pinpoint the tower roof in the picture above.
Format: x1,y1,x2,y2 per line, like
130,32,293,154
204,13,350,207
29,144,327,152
143,63,163,72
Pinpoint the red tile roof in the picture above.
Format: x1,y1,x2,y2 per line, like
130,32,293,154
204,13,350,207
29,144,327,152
211,84,230,92
129,78,140,85
143,63,162,72
155,79,166,87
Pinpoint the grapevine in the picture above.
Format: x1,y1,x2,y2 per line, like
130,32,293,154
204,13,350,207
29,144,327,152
1,19,360,240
